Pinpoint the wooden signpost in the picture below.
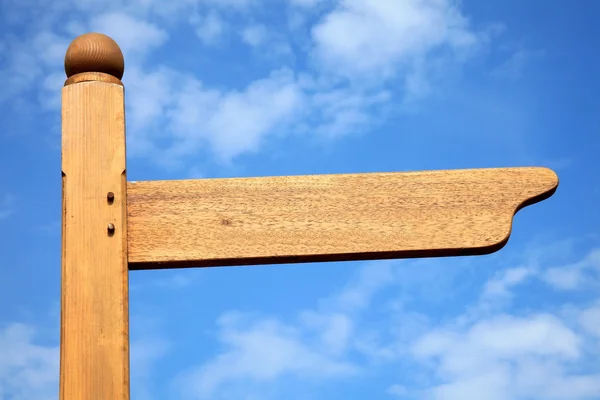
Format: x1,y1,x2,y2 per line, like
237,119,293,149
60,33,559,399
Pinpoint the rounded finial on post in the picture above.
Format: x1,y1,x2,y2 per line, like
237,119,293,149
64,33,124,86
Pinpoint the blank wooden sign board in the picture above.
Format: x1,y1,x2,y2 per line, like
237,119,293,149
60,33,559,398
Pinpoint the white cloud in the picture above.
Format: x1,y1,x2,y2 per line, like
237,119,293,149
193,11,225,45
578,302,600,338
205,0,256,9
482,265,536,299
403,248,600,400
124,67,305,164
175,262,397,398
131,336,172,399
329,261,395,311
125,61,394,164
414,314,581,362
544,267,585,290
0,323,59,400
0,317,171,400
241,24,268,47
173,247,600,399
241,24,295,64
310,0,480,83
0,194,16,220
176,312,358,399
542,249,600,291
130,269,202,291
89,12,169,58
388,383,409,396
3,246,600,399
32,31,71,68
1,0,500,166
299,311,354,355
491,49,543,81
0,34,58,101
478,246,600,299
202,70,304,160
289,0,322,7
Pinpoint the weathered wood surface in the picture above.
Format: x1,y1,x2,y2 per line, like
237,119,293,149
127,167,558,270
61,79,130,399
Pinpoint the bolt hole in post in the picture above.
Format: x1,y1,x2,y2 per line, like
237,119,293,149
107,193,116,236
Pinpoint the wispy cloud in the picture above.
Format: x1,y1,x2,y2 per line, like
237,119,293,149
193,11,226,45
0,323,59,400
172,262,398,399
130,270,201,292
3,241,600,399
1,0,504,167
491,48,544,82
542,249,600,291
175,311,358,399
482,265,536,299
0,315,171,400
131,336,172,399
167,245,600,399
0,194,15,220
310,0,480,82
410,312,600,400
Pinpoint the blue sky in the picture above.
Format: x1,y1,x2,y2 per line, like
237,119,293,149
1,0,599,399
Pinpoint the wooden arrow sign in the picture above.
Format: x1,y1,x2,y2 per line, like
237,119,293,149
127,167,558,270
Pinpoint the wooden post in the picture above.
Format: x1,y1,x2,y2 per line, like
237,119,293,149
60,33,130,399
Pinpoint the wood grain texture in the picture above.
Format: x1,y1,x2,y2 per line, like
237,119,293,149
64,32,124,80
64,72,123,87
61,81,129,399
127,167,558,270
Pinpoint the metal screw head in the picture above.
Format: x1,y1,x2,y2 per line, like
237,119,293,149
107,223,115,234
107,192,115,204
